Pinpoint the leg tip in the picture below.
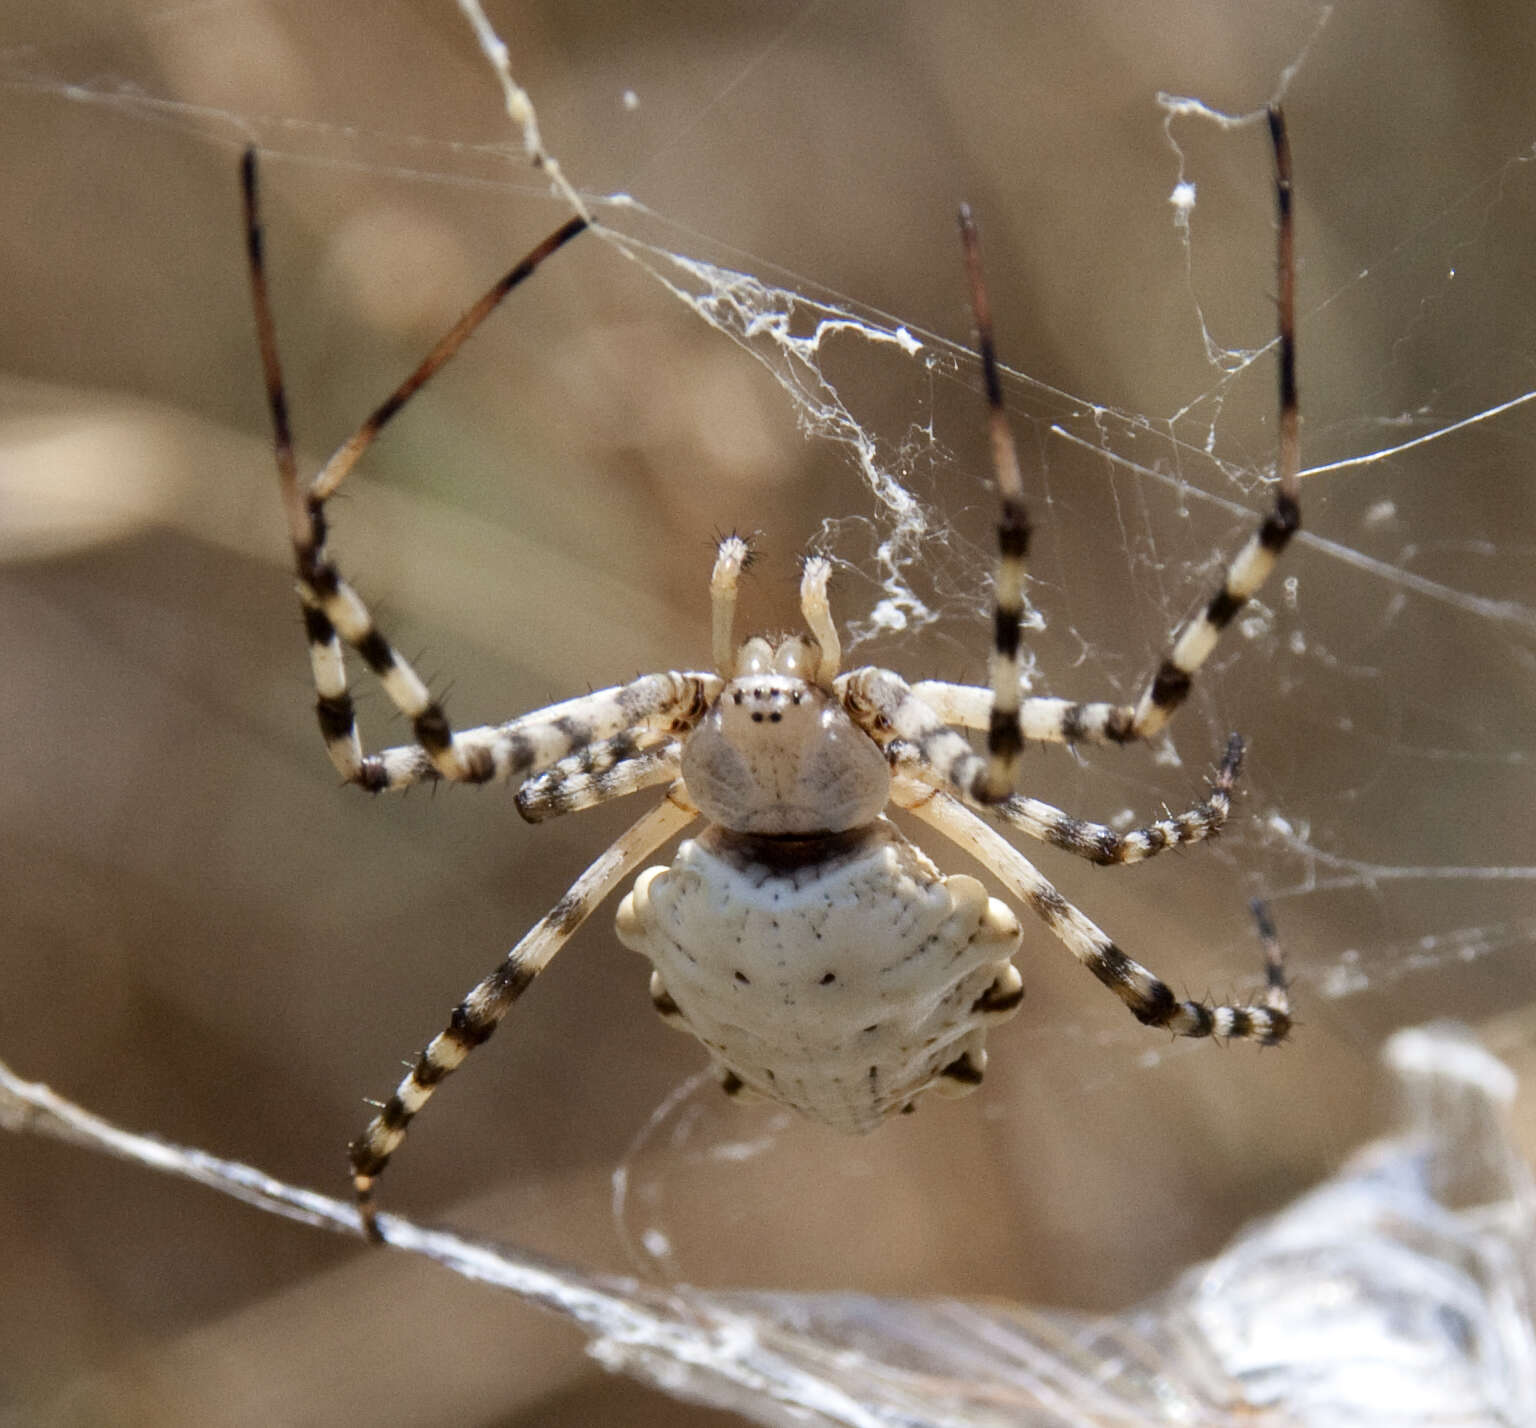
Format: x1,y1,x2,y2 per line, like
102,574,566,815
353,1173,386,1245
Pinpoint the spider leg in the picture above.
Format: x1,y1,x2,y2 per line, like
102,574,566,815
711,535,752,677
908,684,1145,748
957,205,1030,803
1120,109,1305,742
887,731,1244,867
890,774,1289,1043
840,667,987,796
241,148,590,787
799,555,841,683
846,668,1226,865
349,675,717,795
350,781,699,1243
947,108,1299,756
515,733,682,821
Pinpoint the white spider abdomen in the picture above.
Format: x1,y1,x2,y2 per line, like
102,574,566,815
614,817,1023,1132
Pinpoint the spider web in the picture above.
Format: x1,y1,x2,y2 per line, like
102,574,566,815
3,2,1536,1424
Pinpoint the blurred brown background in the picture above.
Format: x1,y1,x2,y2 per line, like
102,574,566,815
4,2,1536,1423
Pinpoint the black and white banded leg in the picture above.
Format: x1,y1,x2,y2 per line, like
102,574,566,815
890,774,1290,1044
242,148,590,790
842,663,1243,866
957,204,1031,803
350,782,699,1242
876,727,1245,868
515,732,683,822
952,105,1300,769
341,675,716,798
988,730,1245,865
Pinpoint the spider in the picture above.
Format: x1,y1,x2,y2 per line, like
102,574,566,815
242,108,1298,1243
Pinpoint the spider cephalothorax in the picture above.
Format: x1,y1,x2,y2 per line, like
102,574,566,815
243,108,1299,1242
682,574,891,837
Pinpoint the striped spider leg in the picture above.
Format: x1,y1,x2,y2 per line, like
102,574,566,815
243,148,603,793
841,678,1249,869
889,772,1290,1043
349,782,701,1242
929,106,1300,784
